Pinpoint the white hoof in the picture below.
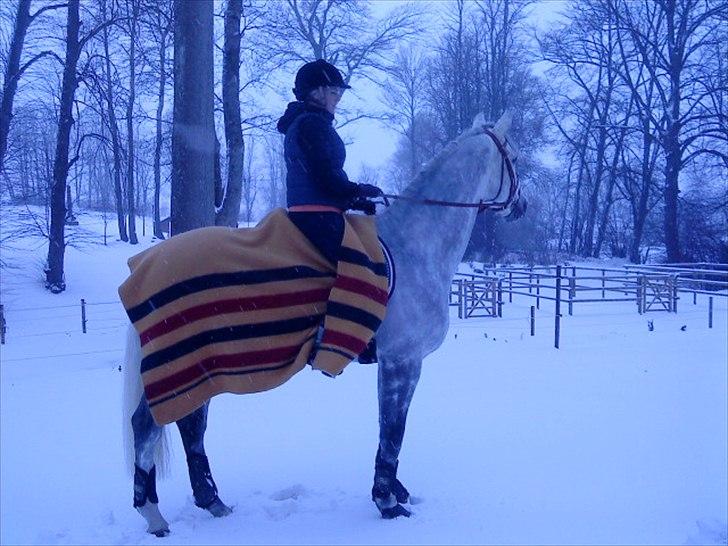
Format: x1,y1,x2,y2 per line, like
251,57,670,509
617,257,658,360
137,501,170,537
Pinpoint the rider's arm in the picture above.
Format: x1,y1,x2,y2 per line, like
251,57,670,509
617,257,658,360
297,114,359,199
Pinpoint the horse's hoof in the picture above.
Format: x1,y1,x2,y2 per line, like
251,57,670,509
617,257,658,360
137,502,170,537
206,496,233,518
392,478,410,504
380,503,411,519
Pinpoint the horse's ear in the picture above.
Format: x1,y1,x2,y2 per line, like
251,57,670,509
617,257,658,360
493,109,513,134
471,112,486,129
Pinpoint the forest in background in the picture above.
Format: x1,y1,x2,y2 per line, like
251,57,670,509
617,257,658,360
0,0,726,293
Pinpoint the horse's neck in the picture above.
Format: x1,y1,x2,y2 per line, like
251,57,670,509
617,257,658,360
379,202,477,281
377,171,483,284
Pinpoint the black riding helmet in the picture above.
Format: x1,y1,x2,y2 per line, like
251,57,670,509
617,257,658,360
293,59,351,101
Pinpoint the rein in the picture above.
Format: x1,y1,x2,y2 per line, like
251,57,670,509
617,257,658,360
379,128,519,214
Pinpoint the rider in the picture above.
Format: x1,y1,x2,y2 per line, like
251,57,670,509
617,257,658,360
276,58,383,363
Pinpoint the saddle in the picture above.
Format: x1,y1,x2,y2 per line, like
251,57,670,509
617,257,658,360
119,208,389,425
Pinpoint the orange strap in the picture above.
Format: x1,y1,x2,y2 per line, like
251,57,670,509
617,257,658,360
288,205,343,213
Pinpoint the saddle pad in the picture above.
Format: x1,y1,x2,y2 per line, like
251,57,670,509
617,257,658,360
119,208,388,425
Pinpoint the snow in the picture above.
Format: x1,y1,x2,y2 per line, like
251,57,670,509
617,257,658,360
1,208,727,545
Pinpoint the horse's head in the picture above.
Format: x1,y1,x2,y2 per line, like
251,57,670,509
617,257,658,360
469,110,526,220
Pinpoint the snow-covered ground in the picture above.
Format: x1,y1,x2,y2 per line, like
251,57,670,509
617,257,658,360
1,208,726,545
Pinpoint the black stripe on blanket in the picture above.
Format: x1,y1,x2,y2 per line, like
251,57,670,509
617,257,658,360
141,314,323,373
149,359,298,408
326,301,382,332
127,266,334,323
337,247,388,277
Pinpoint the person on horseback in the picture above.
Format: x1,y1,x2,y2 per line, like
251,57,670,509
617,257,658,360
276,59,384,264
277,59,383,364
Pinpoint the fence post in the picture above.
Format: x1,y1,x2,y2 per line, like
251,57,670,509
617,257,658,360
568,275,575,316
601,269,605,299
459,279,464,319
536,275,541,310
672,275,679,313
462,281,469,319
637,275,644,314
555,265,562,349
508,272,513,303
693,291,697,305
709,297,713,329
497,279,503,318
530,305,535,336
81,298,87,334
0,304,6,344
528,267,533,294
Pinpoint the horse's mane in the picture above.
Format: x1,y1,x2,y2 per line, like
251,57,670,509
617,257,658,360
402,121,494,198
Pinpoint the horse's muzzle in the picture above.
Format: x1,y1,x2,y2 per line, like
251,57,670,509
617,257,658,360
505,196,527,222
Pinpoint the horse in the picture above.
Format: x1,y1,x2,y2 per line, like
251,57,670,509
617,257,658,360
122,109,524,535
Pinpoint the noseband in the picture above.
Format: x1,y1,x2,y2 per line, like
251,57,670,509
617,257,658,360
380,127,520,213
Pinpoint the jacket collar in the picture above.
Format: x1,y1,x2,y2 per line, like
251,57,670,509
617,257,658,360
304,101,334,122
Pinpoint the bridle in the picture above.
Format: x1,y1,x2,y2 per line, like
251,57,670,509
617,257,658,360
379,128,520,214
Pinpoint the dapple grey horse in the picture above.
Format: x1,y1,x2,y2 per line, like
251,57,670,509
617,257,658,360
122,110,524,535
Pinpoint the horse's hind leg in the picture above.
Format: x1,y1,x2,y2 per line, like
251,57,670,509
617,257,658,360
132,397,170,537
372,355,422,519
176,402,232,517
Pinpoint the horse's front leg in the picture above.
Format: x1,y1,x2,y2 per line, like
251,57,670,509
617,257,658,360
176,402,232,517
373,355,422,518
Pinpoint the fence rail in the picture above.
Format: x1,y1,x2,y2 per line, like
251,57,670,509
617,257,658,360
1,263,724,347
0,299,125,345
450,262,725,347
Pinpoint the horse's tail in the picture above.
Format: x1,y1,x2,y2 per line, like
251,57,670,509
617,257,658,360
122,324,171,479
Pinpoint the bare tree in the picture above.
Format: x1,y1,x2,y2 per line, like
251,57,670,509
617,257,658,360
263,0,422,126
612,0,725,262
171,0,215,234
380,45,428,183
215,0,243,227
139,0,172,239
98,0,127,241
0,0,65,174
262,131,286,211
124,0,139,244
241,133,256,223
45,0,115,291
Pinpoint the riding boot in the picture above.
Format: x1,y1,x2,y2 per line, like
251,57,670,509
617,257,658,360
186,453,219,509
358,337,378,364
133,465,159,508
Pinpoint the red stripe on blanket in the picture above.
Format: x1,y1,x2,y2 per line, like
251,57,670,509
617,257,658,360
332,274,388,305
144,344,302,401
140,288,331,346
321,329,368,356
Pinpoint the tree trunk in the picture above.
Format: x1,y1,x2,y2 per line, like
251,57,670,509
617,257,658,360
171,0,215,235
215,0,243,228
46,0,81,293
153,27,168,239
0,0,32,174
581,124,608,256
629,120,654,263
126,0,139,244
663,97,682,262
663,0,682,263
101,0,127,242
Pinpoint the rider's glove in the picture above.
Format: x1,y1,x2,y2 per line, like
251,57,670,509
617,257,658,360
348,197,377,216
356,183,385,199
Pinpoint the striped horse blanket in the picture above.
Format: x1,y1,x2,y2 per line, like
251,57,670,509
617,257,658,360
118,208,388,425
